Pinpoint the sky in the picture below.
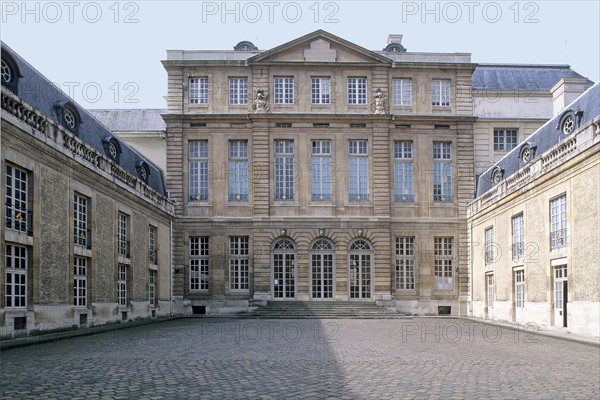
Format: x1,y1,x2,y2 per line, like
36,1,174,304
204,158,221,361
1,1,599,109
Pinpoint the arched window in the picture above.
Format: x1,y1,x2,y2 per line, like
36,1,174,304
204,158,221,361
349,239,372,299
272,239,296,298
311,239,335,299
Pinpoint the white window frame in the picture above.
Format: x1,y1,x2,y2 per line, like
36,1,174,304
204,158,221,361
392,79,412,106
512,214,524,261
74,193,89,248
74,256,87,306
432,79,450,107
433,142,453,202
229,140,249,201
347,77,367,104
117,212,129,258
274,77,294,104
486,273,494,308
189,140,209,201
274,140,294,200
149,225,157,264
149,269,156,306
311,77,331,104
348,140,369,202
229,236,249,291
190,237,209,291
189,77,208,104
515,269,525,308
5,244,27,308
550,194,567,249
311,140,332,201
394,141,414,202
5,164,30,234
494,129,518,152
485,227,494,267
434,237,454,291
229,77,248,105
118,264,127,307
395,237,415,290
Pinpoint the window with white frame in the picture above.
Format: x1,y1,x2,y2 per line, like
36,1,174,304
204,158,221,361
74,256,87,306
494,129,518,151
433,142,452,202
550,195,567,249
392,79,412,106
395,237,415,290
149,270,156,306
229,77,248,105
394,141,414,202
274,140,294,200
486,274,494,308
311,77,331,104
189,78,208,104
432,79,450,106
229,140,248,201
485,227,494,267
274,77,294,104
5,164,30,234
190,237,209,291
515,269,525,308
348,140,368,201
74,193,89,248
149,225,157,264
118,264,127,306
512,214,524,260
5,244,27,307
434,237,454,290
189,140,209,201
229,236,249,290
117,212,129,258
311,140,332,201
347,77,367,104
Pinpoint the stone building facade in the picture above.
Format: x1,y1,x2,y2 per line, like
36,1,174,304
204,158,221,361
1,43,174,333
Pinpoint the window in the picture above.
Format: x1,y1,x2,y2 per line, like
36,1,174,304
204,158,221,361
74,194,90,248
515,269,525,308
149,270,156,306
494,129,518,151
117,212,130,258
229,77,248,105
434,237,453,290
395,237,415,290
274,77,294,104
550,195,567,249
512,214,524,260
229,140,248,201
229,237,249,290
190,237,209,291
5,164,31,234
486,274,494,308
485,227,494,267
189,78,208,104
1,57,14,85
311,77,331,104
347,77,367,104
433,142,452,202
189,140,209,201
348,140,368,201
394,141,414,202
5,244,27,307
149,225,157,264
432,79,450,107
392,79,412,106
118,264,127,306
274,140,294,200
74,257,87,306
311,140,332,201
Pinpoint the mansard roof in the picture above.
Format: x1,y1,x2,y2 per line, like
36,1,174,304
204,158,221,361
89,109,166,132
1,42,167,196
473,64,593,91
476,82,600,197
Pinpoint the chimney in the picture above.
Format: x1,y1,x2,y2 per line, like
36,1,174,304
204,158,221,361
551,77,591,116
387,34,403,45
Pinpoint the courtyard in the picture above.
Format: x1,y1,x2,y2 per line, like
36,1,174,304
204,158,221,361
1,318,599,399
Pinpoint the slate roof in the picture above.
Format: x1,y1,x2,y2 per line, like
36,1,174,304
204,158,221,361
89,109,166,132
476,82,600,197
472,64,593,91
1,42,167,196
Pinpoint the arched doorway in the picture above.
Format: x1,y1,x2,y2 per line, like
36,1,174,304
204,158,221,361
272,239,296,299
310,239,335,299
348,239,372,299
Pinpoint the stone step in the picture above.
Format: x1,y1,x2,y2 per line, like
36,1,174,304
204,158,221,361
242,301,406,319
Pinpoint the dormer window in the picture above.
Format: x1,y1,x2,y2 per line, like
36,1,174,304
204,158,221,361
234,41,258,51
383,43,407,53
54,102,81,133
1,52,20,93
103,136,122,162
1,58,13,84
137,161,150,182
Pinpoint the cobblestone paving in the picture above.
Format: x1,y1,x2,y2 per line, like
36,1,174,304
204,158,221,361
1,318,599,399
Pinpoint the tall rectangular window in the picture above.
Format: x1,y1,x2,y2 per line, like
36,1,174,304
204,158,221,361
229,236,249,290
274,140,294,200
394,141,414,202
550,195,567,249
5,164,30,234
512,214,524,261
190,237,209,291
493,129,518,151
434,237,454,291
74,257,87,306
311,140,332,201
5,244,27,308
311,77,331,104
189,140,209,201
117,212,129,258
149,225,157,264
432,79,450,106
118,264,127,306
229,140,248,201
229,77,248,105
189,78,208,104
274,77,294,104
485,227,494,267
149,270,156,306
395,237,415,290
74,194,89,248
515,269,525,308
347,77,367,104
487,274,494,308
392,79,412,106
348,140,368,202
433,142,452,202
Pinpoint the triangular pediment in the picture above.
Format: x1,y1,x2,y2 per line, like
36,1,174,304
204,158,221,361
248,30,392,65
